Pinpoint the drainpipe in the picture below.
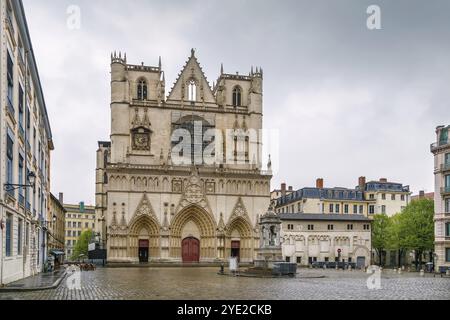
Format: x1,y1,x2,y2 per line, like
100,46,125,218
1,209,4,286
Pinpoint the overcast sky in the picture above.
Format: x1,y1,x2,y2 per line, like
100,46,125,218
23,0,450,205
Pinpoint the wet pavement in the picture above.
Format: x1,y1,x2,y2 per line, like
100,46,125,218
0,267,448,300
0,269,66,292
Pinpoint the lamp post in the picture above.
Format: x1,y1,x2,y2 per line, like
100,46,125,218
3,171,36,191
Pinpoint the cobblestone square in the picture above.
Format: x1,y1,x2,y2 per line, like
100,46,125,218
0,268,449,300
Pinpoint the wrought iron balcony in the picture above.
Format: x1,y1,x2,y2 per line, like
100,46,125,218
441,162,450,172
441,186,450,195
6,97,15,119
6,13,15,40
431,140,450,152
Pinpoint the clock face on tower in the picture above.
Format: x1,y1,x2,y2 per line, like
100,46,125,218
132,132,150,151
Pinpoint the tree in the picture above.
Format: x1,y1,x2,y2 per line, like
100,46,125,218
398,199,434,270
71,229,94,261
372,213,392,266
388,212,408,268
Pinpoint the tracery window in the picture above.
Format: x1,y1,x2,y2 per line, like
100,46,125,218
137,79,148,100
188,80,197,102
232,86,242,107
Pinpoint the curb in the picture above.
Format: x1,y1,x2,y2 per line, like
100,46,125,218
0,270,67,293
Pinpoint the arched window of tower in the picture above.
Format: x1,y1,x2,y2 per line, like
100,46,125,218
137,79,148,100
232,86,242,107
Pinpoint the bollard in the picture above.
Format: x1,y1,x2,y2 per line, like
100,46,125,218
402,266,405,271
348,265,352,271
446,270,450,276
420,269,425,277
398,268,402,275
323,264,327,270
335,265,338,271
393,268,397,273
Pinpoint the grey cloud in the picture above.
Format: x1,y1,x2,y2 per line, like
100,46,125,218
23,0,450,203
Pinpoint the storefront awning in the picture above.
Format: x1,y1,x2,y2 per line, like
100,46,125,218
50,250,65,256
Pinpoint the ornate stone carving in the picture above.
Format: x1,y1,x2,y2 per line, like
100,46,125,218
229,197,251,224
172,179,183,193
175,167,211,214
134,193,156,219
185,183,203,204
205,181,215,194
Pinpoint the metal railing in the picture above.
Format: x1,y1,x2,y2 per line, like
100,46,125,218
7,96,15,118
431,140,450,151
6,12,15,36
441,187,450,195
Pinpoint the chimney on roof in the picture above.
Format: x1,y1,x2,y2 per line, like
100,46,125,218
58,192,64,204
281,183,287,197
316,178,324,189
380,178,388,183
358,177,366,191
419,190,425,199
288,186,293,192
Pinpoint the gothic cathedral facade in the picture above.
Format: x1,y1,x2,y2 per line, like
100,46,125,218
95,50,271,263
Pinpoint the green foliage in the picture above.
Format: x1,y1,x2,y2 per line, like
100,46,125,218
397,199,434,253
71,229,94,260
372,213,391,265
371,199,435,267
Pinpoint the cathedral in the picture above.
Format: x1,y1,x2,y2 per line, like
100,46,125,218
95,50,272,263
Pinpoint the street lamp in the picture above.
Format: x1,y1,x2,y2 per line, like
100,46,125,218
4,171,36,191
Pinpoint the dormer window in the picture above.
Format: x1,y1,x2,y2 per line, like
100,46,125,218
188,79,197,102
232,86,242,107
137,79,147,100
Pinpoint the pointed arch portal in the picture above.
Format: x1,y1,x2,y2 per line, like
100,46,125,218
170,205,216,262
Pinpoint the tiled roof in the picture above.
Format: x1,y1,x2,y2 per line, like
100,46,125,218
276,187,365,207
279,213,371,222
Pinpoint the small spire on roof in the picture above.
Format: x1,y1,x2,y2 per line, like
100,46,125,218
159,56,162,69
191,48,195,58
221,63,224,75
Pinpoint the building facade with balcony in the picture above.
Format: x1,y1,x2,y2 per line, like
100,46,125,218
431,125,450,271
0,0,54,285
64,202,95,259
95,50,271,264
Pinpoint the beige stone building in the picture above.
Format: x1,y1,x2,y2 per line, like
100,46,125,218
280,213,372,267
48,193,66,252
96,50,271,264
431,125,450,271
357,177,411,217
0,0,54,285
64,202,95,259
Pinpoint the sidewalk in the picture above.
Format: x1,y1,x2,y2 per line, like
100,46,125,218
0,268,67,292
